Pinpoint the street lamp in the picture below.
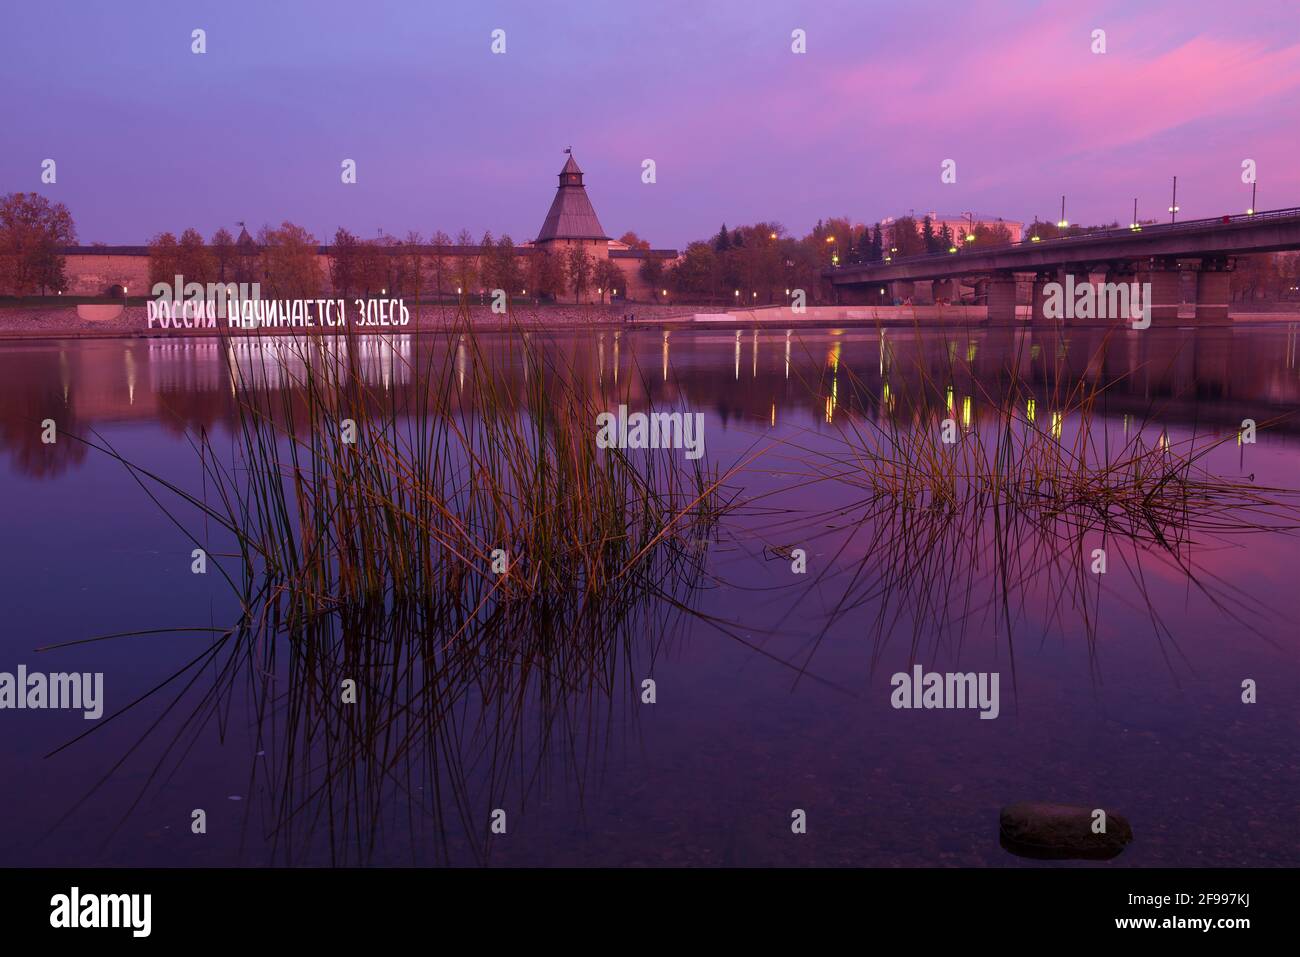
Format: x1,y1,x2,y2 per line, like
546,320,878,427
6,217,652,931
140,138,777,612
1130,197,1141,231
1168,176,1179,222
1056,195,1069,230
1247,179,1257,215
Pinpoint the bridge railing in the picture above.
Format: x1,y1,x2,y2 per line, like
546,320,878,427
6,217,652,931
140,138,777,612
834,206,1300,272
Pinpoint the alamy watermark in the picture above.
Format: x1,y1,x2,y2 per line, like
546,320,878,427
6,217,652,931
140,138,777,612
50,887,150,937
0,665,103,719
150,274,260,324
1043,273,1151,329
890,664,1000,719
595,404,705,460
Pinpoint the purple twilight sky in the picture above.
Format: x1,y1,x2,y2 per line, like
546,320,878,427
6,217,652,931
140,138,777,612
3,0,1299,248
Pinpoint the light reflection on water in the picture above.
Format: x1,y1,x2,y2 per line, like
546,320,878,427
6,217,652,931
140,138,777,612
0,325,1298,867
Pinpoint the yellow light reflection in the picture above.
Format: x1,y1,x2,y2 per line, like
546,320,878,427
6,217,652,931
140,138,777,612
125,349,136,405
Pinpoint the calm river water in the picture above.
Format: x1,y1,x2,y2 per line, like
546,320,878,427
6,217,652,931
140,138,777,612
1,323,1297,866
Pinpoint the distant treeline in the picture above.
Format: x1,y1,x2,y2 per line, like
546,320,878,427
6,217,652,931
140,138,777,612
3,192,1298,304
144,225,638,304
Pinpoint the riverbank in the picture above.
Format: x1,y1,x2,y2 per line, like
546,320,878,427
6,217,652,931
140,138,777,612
1,301,1297,341
0,302,698,340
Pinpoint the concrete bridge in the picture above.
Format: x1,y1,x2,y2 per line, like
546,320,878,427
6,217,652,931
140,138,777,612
827,207,1300,324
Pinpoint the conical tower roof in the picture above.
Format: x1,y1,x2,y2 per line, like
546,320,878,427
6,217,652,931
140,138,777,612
537,153,609,242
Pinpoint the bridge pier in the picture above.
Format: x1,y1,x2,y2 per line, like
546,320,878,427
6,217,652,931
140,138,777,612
1195,258,1233,324
834,283,875,305
986,274,1019,325
1030,271,1057,326
932,278,959,303
1102,262,1141,325
1137,258,1182,324
890,280,914,303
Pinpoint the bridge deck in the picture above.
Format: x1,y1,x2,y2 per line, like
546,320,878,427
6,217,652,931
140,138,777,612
829,207,1300,285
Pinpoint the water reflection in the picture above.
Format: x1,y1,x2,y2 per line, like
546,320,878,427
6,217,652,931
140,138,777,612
3,325,1300,866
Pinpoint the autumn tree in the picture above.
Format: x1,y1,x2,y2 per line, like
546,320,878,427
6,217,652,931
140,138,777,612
639,254,666,298
971,221,1013,247
148,232,181,288
329,228,360,297
669,242,718,300
453,229,478,296
258,222,321,298
428,231,451,297
887,217,925,257
356,239,389,296
493,235,523,296
177,227,216,285
397,230,425,298
210,227,235,282
477,231,497,292
566,244,593,303
0,193,76,294
618,231,650,251
784,238,823,302
594,258,623,301
527,247,566,301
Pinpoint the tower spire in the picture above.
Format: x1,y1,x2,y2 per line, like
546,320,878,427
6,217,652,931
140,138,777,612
536,151,607,242
559,152,583,187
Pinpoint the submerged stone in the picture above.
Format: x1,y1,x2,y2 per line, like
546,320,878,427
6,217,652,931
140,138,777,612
999,802,1133,860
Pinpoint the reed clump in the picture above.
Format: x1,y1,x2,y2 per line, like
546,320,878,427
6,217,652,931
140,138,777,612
191,307,729,632
820,327,1293,540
